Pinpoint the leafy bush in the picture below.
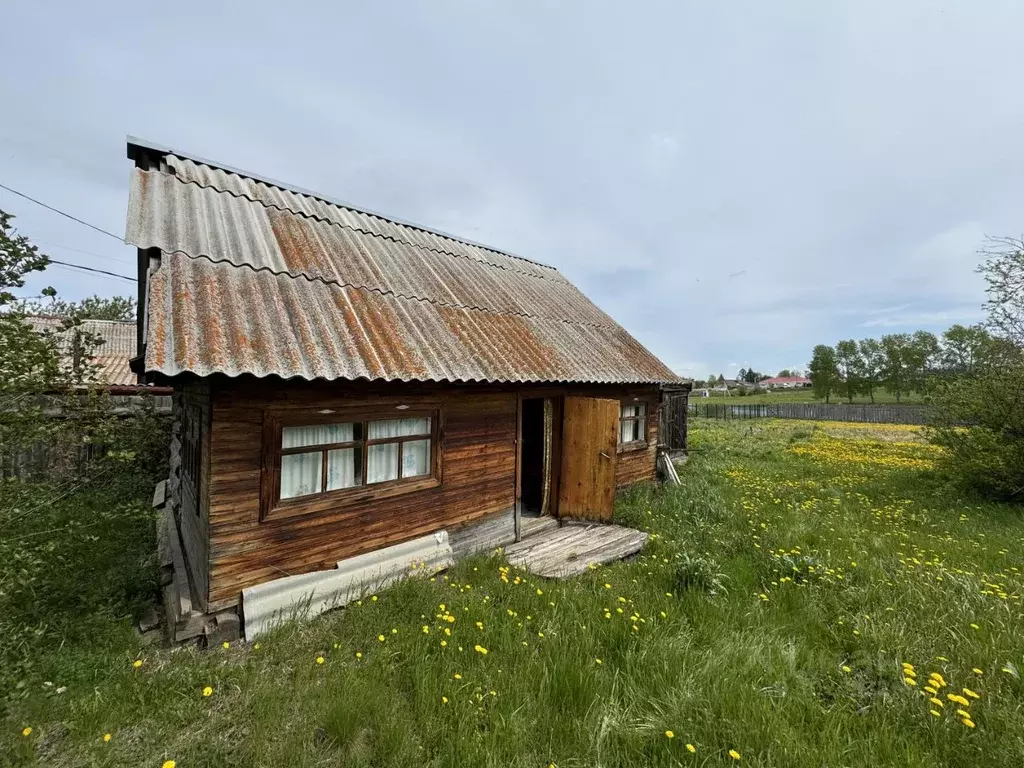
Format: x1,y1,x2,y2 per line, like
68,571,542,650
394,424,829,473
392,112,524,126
928,237,1024,502
928,362,1024,500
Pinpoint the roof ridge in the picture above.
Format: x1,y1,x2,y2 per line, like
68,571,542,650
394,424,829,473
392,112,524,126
127,137,557,271
160,250,616,330
149,165,568,285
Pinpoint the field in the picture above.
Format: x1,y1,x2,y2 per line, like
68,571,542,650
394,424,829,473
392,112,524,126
698,389,925,405
3,419,1024,766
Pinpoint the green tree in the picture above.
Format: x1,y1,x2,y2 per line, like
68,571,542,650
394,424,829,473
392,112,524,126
857,338,884,403
908,330,940,394
941,324,1008,377
880,333,912,402
930,237,1024,500
834,339,861,403
808,345,839,404
21,294,136,322
777,369,794,378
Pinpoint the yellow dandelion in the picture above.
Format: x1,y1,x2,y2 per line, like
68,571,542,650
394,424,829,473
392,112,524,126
729,749,742,760
422,625,430,634
929,697,943,707
371,595,378,601
929,709,941,717
391,628,398,635
962,718,976,728
202,686,214,697
686,743,696,753
316,656,325,665
970,623,980,630
441,696,449,704
595,658,603,665
132,659,143,668
21,727,32,737
356,651,363,659
474,645,488,655
973,668,983,675
163,762,176,768
903,677,917,686
378,634,386,642
947,693,969,706
604,583,611,589
454,673,462,679
253,643,260,651
963,688,981,699
441,640,448,647
222,641,229,649
665,730,675,739
103,733,112,742
923,685,937,695
956,708,971,718
536,588,543,595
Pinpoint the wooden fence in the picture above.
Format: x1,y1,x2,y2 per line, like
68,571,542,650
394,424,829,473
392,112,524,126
688,402,930,425
0,394,172,479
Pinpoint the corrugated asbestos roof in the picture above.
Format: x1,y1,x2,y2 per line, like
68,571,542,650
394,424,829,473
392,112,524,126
126,142,683,385
26,316,137,386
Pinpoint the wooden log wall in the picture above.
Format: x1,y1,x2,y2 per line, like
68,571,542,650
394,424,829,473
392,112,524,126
201,378,660,609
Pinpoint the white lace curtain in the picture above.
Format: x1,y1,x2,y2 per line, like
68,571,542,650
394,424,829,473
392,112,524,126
281,418,430,497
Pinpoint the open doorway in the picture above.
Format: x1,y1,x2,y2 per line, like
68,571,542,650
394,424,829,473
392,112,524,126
520,398,546,516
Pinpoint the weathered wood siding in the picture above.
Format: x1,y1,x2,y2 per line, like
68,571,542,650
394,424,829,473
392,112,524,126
202,379,660,608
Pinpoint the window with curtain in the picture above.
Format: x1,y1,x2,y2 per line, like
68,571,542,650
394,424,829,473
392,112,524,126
619,403,647,445
272,412,436,507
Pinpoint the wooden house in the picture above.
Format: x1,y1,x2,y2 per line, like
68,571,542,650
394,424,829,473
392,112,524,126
124,138,685,641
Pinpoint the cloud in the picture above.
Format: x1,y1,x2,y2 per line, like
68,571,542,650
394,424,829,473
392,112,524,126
1,0,1022,376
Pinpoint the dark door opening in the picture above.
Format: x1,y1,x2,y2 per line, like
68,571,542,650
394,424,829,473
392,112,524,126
520,398,546,515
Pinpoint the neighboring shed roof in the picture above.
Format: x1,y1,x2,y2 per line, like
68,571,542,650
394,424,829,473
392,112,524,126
26,316,137,386
125,139,684,386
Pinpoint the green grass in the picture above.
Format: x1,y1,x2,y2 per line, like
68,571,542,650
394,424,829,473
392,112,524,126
4,420,1024,766
697,389,926,405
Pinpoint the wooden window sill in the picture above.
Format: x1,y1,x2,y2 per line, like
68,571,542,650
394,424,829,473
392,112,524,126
263,476,441,522
618,440,649,454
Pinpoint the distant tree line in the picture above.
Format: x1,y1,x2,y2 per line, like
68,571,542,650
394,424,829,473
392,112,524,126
807,325,1012,404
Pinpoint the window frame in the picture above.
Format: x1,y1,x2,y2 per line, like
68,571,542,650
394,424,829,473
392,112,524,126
261,405,443,521
617,400,649,452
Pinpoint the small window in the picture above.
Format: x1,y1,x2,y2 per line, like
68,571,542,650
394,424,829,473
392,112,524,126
619,403,646,445
266,410,439,518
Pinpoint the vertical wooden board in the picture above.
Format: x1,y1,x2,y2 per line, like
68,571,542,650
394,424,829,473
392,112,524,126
558,396,619,521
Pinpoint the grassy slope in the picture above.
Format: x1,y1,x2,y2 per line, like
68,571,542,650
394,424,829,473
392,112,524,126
4,421,1024,767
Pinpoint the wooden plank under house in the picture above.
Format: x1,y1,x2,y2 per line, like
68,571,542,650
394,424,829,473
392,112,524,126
123,137,688,643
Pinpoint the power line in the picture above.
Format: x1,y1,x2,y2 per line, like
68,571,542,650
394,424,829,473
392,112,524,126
47,259,134,282
0,181,124,242
35,239,133,265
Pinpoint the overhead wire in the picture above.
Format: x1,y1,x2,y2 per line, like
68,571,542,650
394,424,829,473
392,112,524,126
46,259,134,282
0,181,124,242
0,180,134,281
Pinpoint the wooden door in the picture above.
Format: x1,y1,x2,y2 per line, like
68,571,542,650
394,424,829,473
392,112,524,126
557,396,619,521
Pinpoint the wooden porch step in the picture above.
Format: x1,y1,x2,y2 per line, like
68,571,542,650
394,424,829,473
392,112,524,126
520,515,560,539
505,522,648,578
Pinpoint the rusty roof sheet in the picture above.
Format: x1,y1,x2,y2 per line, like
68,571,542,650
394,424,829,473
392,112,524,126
26,316,138,386
126,142,683,385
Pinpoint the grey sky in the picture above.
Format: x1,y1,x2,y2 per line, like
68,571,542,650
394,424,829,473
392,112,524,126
2,1,1022,379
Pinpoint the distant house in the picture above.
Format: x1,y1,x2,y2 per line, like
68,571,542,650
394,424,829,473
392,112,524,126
760,376,812,389
124,137,685,640
25,316,167,393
